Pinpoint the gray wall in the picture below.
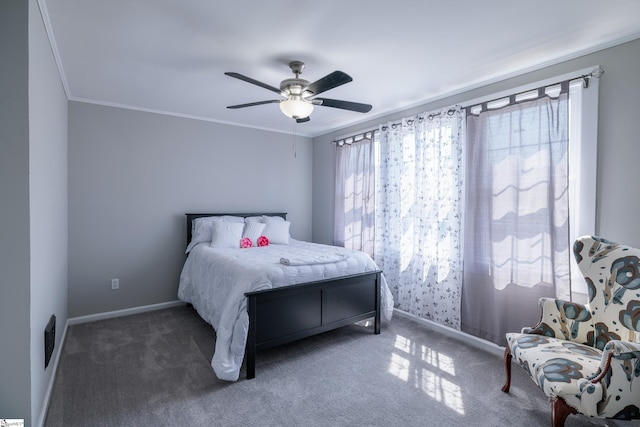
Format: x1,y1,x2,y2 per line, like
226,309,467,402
68,103,313,317
0,0,32,422
0,1,69,425
312,38,640,248
29,0,69,424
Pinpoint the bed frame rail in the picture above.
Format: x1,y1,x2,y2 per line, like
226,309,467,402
245,270,381,379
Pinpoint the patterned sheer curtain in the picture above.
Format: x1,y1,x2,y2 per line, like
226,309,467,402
334,135,375,256
374,107,465,328
461,85,570,345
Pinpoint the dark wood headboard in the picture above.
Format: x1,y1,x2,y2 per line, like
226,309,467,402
185,212,288,245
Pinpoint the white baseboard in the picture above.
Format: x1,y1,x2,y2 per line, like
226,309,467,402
68,300,186,325
35,319,69,427
393,308,505,358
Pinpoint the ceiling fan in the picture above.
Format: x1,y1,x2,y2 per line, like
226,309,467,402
225,61,372,123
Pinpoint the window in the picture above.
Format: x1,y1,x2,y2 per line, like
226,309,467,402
567,76,599,299
461,68,600,343
335,67,600,342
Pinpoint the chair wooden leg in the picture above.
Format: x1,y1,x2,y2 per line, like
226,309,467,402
551,397,577,427
501,346,512,392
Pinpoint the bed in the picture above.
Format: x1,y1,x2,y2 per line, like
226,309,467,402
178,212,393,381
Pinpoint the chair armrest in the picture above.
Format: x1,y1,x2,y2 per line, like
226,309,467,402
593,340,640,380
522,297,592,343
575,340,640,418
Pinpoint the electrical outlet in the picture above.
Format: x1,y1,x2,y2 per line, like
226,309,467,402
111,278,119,290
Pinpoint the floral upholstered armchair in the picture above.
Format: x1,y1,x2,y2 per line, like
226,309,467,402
502,236,640,427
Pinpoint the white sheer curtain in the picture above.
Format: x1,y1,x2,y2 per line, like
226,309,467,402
334,136,375,256
374,107,465,328
461,86,570,345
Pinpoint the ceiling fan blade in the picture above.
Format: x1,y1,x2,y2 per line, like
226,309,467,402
305,71,352,95
226,100,280,109
296,116,310,123
314,98,372,113
224,72,281,94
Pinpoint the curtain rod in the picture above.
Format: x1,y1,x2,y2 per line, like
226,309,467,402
333,129,377,146
464,67,604,112
380,107,460,131
333,66,603,145
334,107,460,145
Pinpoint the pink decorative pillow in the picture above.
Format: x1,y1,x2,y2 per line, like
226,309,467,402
257,235,269,247
240,237,252,248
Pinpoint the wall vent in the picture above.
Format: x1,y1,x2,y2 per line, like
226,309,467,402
44,314,56,369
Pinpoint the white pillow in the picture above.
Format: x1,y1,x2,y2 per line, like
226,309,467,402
245,215,285,223
242,221,266,243
210,221,244,248
217,215,245,223
186,216,246,253
262,217,291,244
186,217,216,253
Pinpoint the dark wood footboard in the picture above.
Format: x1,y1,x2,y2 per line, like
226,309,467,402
244,270,381,379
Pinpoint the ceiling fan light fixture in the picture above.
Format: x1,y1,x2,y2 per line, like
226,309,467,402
279,98,314,119
225,61,372,121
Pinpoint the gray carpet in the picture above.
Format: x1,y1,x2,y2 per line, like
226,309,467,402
45,305,629,427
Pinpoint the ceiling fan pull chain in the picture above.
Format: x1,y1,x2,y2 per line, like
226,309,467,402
292,120,297,158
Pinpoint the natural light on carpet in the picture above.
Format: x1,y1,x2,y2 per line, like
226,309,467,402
389,334,465,415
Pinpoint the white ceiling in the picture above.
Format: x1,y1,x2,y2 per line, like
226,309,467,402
41,0,640,137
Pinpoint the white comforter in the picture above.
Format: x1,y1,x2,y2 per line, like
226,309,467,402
178,239,394,381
